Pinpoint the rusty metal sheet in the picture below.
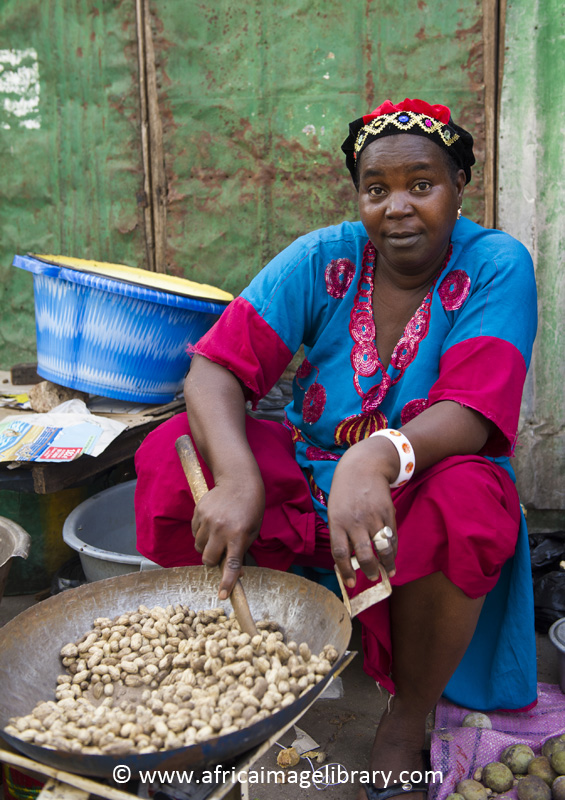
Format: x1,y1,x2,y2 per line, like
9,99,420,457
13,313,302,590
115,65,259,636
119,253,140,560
499,0,565,515
0,0,488,371
148,0,486,296
0,0,145,369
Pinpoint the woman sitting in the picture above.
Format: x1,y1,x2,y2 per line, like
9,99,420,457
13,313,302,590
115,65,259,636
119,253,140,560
135,97,538,800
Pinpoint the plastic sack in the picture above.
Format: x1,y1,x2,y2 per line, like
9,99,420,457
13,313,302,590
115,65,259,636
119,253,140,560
533,569,565,633
50,555,87,595
529,531,565,571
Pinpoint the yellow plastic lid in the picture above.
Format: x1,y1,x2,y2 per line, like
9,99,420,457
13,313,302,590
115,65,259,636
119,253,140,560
32,254,233,304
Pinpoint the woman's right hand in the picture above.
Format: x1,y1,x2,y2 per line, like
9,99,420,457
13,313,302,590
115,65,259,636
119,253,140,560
184,355,267,600
191,475,266,600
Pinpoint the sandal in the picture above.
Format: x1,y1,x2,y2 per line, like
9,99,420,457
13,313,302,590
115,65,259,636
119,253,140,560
363,750,431,800
364,779,429,800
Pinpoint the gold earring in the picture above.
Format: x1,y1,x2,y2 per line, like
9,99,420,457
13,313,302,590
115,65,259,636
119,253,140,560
457,207,462,220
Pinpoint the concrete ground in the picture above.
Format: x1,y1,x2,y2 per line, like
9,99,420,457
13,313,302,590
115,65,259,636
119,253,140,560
0,591,561,800
249,625,561,800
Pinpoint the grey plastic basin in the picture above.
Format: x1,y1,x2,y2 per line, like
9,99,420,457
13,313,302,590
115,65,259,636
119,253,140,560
62,480,161,581
549,617,565,694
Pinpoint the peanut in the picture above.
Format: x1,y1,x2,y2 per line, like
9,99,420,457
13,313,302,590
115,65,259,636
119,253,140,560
7,603,339,757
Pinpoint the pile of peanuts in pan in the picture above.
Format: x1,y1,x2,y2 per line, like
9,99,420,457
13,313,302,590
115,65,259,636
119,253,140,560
5,604,339,755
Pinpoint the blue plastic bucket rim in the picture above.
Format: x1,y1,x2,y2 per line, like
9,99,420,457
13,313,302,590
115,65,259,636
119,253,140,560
13,254,231,315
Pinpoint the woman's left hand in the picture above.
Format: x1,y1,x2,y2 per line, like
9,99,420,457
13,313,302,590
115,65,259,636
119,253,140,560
327,436,400,588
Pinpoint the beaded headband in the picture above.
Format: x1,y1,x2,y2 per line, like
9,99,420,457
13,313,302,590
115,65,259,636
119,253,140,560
341,98,475,188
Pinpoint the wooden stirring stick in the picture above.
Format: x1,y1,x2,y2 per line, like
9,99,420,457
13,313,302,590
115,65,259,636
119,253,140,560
175,435,258,637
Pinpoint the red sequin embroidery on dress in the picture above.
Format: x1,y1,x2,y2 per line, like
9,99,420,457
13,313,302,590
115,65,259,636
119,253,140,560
400,398,429,425
325,258,357,299
296,358,326,425
303,383,327,424
296,359,313,381
349,241,451,408
307,472,327,507
284,415,306,444
305,446,340,462
334,410,388,447
438,269,471,311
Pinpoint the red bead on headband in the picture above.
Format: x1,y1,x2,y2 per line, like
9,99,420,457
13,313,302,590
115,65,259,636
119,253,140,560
341,97,475,187
362,98,451,125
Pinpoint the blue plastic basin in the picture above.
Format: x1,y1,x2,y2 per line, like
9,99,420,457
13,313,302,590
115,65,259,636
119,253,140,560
13,255,228,403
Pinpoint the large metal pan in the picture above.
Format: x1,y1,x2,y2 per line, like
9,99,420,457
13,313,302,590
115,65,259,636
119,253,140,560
0,516,31,603
0,566,351,778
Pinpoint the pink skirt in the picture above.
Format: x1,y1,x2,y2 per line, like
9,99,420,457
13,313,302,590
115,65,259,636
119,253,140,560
135,413,521,694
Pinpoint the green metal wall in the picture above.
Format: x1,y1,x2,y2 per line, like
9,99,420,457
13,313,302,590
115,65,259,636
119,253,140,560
0,0,487,369
499,0,565,521
150,0,486,295
0,0,145,369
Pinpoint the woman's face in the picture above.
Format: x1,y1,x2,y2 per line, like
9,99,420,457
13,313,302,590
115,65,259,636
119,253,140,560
357,134,465,277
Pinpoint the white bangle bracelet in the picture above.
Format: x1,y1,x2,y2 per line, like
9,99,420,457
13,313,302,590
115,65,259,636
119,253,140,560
369,429,415,488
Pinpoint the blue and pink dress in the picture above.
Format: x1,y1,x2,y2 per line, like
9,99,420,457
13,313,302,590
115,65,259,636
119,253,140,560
135,216,538,711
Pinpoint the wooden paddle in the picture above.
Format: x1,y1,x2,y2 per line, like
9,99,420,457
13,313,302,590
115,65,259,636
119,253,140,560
175,434,258,637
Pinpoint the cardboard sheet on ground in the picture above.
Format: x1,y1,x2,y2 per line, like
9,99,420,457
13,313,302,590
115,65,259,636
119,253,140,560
430,683,565,800
0,399,126,462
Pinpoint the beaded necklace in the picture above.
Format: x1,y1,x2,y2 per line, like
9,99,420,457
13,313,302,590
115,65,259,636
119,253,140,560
349,240,452,413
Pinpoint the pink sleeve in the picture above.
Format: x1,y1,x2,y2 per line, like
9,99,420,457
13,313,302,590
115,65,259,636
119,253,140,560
190,297,293,407
427,336,527,457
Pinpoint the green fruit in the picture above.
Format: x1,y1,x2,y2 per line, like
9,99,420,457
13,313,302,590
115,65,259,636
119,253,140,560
528,756,558,786
462,712,493,729
551,750,565,776
456,779,489,800
482,762,514,792
516,774,552,800
446,794,466,800
552,775,565,800
542,737,565,760
501,744,536,774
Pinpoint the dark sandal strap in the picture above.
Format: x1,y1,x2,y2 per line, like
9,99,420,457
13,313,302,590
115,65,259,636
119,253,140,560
365,780,429,800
